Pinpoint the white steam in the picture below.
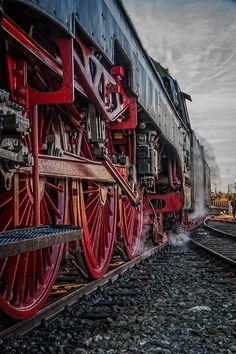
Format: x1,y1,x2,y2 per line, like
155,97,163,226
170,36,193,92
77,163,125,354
168,231,190,247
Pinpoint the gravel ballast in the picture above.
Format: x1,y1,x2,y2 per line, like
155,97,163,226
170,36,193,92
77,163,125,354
1,241,235,354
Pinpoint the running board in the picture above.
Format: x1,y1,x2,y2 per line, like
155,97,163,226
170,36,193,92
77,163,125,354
102,156,140,207
0,226,82,259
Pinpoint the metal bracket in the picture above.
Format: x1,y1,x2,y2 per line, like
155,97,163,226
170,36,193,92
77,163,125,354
102,155,140,207
74,36,136,125
87,104,107,157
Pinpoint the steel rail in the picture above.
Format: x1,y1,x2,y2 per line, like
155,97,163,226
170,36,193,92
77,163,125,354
190,220,236,267
204,219,236,239
190,239,236,267
0,242,167,338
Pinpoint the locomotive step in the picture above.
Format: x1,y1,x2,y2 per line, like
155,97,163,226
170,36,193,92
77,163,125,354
0,226,82,259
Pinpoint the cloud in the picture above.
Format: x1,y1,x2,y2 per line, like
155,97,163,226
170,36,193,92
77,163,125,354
123,0,236,190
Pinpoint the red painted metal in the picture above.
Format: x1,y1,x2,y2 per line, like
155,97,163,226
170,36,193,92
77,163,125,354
13,173,19,228
0,54,70,318
37,154,116,182
1,15,62,75
0,177,64,319
74,37,136,126
110,66,125,78
1,15,74,106
32,105,119,279
32,106,40,225
111,96,137,130
28,37,74,106
71,180,117,278
149,191,184,213
1,14,137,130
1,14,136,126
102,156,140,206
121,190,143,259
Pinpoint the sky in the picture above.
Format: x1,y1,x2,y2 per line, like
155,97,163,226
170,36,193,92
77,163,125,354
123,0,236,192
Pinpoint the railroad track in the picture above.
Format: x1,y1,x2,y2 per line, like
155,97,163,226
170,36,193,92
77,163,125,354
0,243,167,338
3,217,235,339
1,240,235,353
190,218,236,266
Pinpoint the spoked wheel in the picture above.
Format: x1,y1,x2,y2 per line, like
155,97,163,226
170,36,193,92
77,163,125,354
0,176,65,320
122,190,143,260
75,180,117,279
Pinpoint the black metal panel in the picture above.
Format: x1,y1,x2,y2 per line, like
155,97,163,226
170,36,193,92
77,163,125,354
13,0,75,33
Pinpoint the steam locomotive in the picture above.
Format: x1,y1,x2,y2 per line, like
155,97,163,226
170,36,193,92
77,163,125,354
0,0,210,320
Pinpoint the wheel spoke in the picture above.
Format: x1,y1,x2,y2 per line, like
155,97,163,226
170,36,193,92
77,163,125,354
85,194,99,211
0,193,13,209
25,205,33,227
4,255,20,302
91,207,102,249
44,191,62,219
78,181,117,278
0,208,13,231
122,191,143,260
19,192,28,208
44,248,52,267
87,198,100,226
127,210,135,244
45,181,63,192
15,253,28,305
104,206,109,247
0,258,7,277
126,204,133,223
92,209,102,261
40,202,46,225
83,188,99,195
106,198,113,215
19,200,31,225
99,212,105,261
36,249,44,285
42,196,52,224
27,251,36,298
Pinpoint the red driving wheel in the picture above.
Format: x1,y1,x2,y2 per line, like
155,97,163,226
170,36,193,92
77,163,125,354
0,177,65,320
78,180,117,278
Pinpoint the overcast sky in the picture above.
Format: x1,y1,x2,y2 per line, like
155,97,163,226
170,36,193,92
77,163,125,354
123,0,236,191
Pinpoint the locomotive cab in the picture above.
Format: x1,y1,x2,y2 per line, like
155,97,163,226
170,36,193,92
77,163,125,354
162,76,179,108
162,75,192,130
